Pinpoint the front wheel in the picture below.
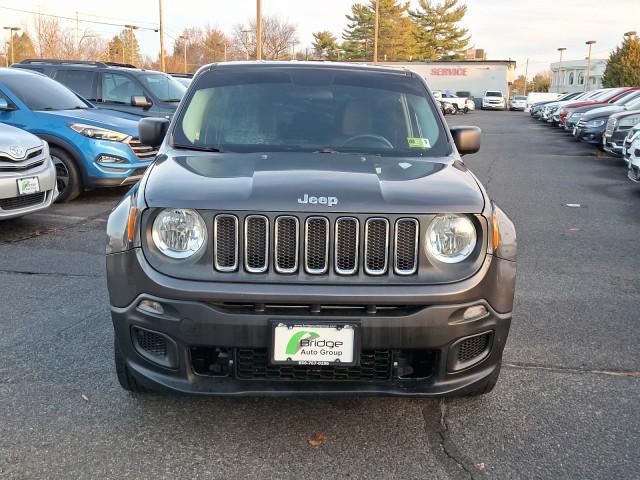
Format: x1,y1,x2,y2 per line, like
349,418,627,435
114,338,149,393
451,104,459,115
50,147,82,203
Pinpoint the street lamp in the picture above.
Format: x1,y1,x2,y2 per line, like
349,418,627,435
3,26,21,65
556,47,566,94
585,40,596,91
624,31,637,40
179,35,188,73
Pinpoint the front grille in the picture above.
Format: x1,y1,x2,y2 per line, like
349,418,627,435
394,219,418,275
364,218,389,275
134,328,168,358
127,138,158,160
212,214,425,277
0,192,46,211
0,160,45,172
457,333,491,363
275,216,299,273
236,348,392,381
304,217,329,274
214,214,238,271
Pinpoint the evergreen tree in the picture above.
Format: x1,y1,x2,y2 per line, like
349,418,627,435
107,29,142,65
602,36,640,87
312,31,340,60
410,0,470,60
342,1,416,61
11,32,36,63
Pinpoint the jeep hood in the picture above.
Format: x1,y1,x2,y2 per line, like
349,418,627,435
143,152,485,214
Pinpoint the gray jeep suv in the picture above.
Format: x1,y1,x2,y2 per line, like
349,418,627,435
106,62,517,397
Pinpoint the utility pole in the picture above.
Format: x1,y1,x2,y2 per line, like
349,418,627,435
75,12,80,55
523,58,529,95
180,35,188,73
256,0,262,60
373,0,379,63
3,27,20,65
585,40,596,91
159,0,166,71
556,47,566,94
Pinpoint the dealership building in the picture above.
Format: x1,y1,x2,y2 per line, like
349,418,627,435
381,60,517,103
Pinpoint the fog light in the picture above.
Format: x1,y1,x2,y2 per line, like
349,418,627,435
463,305,488,321
137,299,165,315
97,155,128,164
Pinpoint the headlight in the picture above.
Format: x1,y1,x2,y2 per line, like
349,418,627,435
425,214,477,263
69,123,130,142
152,209,207,259
586,119,605,128
619,115,640,128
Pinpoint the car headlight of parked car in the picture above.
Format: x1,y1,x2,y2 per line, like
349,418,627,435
619,115,640,128
151,208,207,259
425,214,477,263
571,112,583,120
585,119,606,128
69,123,130,142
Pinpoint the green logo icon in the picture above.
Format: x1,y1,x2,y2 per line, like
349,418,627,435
285,331,319,355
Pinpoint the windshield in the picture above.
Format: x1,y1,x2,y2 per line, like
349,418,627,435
485,91,502,97
139,73,186,102
0,73,89,111
174,67,450,157
614,91,640,105
514,96,527,100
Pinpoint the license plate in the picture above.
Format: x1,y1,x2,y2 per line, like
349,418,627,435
271,322,357,366
17,177,40,195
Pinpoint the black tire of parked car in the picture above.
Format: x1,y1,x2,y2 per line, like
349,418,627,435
50,147,82,203
114,338,150,393
463,106,469,114
451,104,459,115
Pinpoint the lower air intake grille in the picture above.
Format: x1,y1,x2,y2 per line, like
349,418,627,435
214,214,238,271
275,216,299,273
236,349,392,381
0,192,45,211
457,332,491,363
133,328,168,358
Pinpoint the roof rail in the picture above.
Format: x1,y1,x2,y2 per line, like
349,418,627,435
18,59,138,69
19,59,109,67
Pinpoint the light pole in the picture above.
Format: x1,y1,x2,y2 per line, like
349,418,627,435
124,25,139,65
624,31,637,40
3,27,21,65
179,35,188,73
256,0,262,60
373,0,379,63
556,47,566,94
585,40,596,91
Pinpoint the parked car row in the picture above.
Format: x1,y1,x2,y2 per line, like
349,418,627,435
432,90,475,114
0,60,189,218
529,86,640,184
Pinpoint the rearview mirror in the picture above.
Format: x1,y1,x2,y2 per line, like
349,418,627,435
0,98,11,111
139,117,170,148
131,95,152,109
450,126,481,156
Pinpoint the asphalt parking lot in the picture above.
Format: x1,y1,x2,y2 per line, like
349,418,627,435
1,111,639,479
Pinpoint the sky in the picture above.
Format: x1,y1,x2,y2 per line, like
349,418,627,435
0,0,638,77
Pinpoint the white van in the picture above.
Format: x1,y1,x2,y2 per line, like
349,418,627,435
525,92,561,111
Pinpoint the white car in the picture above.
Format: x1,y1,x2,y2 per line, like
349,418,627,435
432,90,467,114
482,91,506,110
0,122,57,220
510,96,527,111
627,132,640,182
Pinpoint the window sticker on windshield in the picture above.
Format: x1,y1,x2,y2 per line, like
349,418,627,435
407,137,431,149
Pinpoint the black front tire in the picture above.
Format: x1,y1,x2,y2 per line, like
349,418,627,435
114,338,149,393
451,104,459,115
50,147,82,203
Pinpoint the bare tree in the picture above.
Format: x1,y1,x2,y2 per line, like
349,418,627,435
233,16,297,60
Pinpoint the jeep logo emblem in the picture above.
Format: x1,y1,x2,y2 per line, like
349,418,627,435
297,194,338,207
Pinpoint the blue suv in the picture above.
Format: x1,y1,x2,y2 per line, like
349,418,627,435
0,68,155,202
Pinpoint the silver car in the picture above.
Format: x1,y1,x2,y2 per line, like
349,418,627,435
0,122,57,219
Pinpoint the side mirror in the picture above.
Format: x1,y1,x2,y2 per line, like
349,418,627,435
0,98,12,111
450,126,481,156
131,95,152,109
139,117,170,148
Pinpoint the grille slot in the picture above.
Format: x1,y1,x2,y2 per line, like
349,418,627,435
127,138,158,160
304,217,329,274
364,218,389,275
0,192,46,211
335,217,359,275
0,160,45,172
214,214,239,272
457,332,491,363
236,349,392,381
274,216,299,273
394,218,419,275
245,215,269,273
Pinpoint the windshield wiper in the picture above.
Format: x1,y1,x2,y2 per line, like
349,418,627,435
173,144,224,153
164,99,182,102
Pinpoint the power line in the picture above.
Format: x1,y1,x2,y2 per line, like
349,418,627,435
0,5,159,31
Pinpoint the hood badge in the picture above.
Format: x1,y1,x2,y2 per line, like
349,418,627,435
8,145,26,159
298,194,338,207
